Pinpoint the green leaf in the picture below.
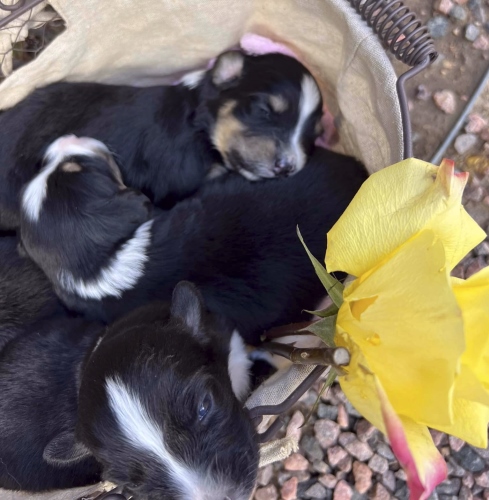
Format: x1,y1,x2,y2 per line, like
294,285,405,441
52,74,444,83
305,302,339,318
297,226,344,307
300,315,337,347
303,368,338,425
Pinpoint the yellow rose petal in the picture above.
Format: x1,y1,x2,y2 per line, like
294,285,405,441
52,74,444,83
433,397,489,449
452,266,489,406
326,158,486,276
337,230,465,427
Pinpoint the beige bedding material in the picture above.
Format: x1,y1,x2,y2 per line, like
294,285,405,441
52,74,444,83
0,0,404,493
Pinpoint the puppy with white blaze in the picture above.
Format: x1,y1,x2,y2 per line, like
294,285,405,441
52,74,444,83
20,138,368,344
0,49,323,229
0,281,257,499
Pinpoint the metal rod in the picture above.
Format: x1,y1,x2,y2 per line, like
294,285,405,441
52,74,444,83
430,64,489,165
257,416,285,443
396,56,431,159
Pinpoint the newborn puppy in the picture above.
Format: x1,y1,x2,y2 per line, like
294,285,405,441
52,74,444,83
20,135,154,301
0,235,66,352
0,50,323,229
21,143,367,344
0,281,258,500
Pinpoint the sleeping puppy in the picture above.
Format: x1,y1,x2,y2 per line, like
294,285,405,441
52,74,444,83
0,282,258,499
0,50,323,229
20,135,154,300
0,235,67,352
21,138,367,344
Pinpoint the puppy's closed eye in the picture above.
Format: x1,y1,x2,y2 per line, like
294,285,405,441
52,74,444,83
61,162,82,173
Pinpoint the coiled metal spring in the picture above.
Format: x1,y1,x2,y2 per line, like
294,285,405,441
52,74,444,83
347,0,438,67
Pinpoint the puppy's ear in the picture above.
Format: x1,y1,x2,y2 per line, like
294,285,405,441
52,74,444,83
170,281,206,342
43,430,92,466
211,51,245,88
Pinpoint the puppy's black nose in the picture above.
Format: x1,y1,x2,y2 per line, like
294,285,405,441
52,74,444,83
273,158,295,177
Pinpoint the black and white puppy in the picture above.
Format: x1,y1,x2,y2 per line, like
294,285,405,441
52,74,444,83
21,139,368,344
0,282,257,499
0,50,323,228
0,235,66,351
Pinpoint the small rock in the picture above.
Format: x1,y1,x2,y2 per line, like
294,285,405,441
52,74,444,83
254,484,278,500
286,411,305,443
451,262,465,279
416,84,431,101
337,404,349,428
427,16,450,38
344,401,362,418
337,455,352,473
465,256,485,277
257,465,274,486
353,461,372,494
483,490,489,500
301,435,324,462
448,435,466,452
436,478,461,496
370,483,391,500
301,389,319,406
344,439,374,461
369,454,389,474
318,404,338,421
454,133,478,155
459,486,473,500
277,471,292,486
355,419,377,443
465,23,480,41
339,432,356,447
281,477,298,500
447,457,466,477
327,446,349,468
284,453,309,472
382,470,396,492
475,446,489,460
462,473,474,488
474,34,489,50
436,0,454,14
315,419,340,449
453,0,468,4
333,480,353,500
332,385,348,404
433,90,457,114
468,0,485,22
475,472,489,488
450,5,467,20
475,241,489,255
465,113,488,133
291,471,311,483
395,484,409,500
312,460,330,474
376,442,395,461
319,473,338,489
395,469,408,481
304,482,328,499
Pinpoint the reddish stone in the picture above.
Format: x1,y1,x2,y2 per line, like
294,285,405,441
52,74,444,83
337,455,352,473
283,453,309,471
474,35,489,50
327,446,349,468
257,464,274,486
353,461,372,494
280,477,298,500
344,439,374,461
319,473,338,489
466,113,488,134
449,435,465,452
433,90,457,114
254,484,278,500
338,432,356,447
369,483,391,499
286,411,304,443
337,404,349,429
463,473,475,488
436,0,454,14
333,480,353,500
355,419,377,442
475,471,489,488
